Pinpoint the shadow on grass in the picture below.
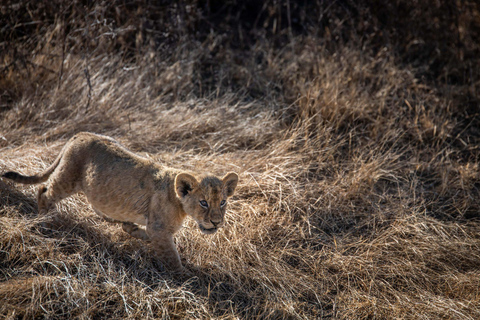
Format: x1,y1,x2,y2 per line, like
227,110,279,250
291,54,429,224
177,265,330,319
0,179,37,216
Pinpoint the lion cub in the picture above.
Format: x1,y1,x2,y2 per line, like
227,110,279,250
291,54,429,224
2,132,238,273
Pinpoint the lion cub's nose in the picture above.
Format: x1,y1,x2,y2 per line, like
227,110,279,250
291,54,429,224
210,219,221,227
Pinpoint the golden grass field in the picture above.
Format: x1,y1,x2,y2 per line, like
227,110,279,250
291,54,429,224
1,1,480,319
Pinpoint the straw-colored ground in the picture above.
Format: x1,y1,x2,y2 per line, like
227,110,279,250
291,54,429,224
1,1,480,319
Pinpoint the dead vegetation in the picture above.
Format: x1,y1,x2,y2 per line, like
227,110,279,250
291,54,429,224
1,0,480,318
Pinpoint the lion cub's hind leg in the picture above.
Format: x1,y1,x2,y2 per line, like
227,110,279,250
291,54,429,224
37,185,52,214
37,182,75,214
36,159,83,214
122,222,150,241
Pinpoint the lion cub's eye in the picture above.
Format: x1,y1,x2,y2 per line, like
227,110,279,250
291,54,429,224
199,200,208,208
220,200,226,207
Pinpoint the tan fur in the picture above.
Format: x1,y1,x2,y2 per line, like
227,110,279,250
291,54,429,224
2,132,238,273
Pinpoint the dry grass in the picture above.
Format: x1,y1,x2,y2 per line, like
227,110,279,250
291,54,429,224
1,1,480,319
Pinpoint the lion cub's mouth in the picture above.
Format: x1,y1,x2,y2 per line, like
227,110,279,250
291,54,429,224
199,224,218,234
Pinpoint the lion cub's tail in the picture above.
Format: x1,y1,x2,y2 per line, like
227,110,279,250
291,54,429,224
2,150,63,184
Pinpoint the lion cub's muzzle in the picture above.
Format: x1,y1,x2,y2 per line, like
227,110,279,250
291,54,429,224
198,220,224,234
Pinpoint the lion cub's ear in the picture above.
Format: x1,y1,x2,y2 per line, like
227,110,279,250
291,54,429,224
175,173,199,198
222,172,238,197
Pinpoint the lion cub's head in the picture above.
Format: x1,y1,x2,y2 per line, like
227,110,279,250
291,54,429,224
175,172,238,234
